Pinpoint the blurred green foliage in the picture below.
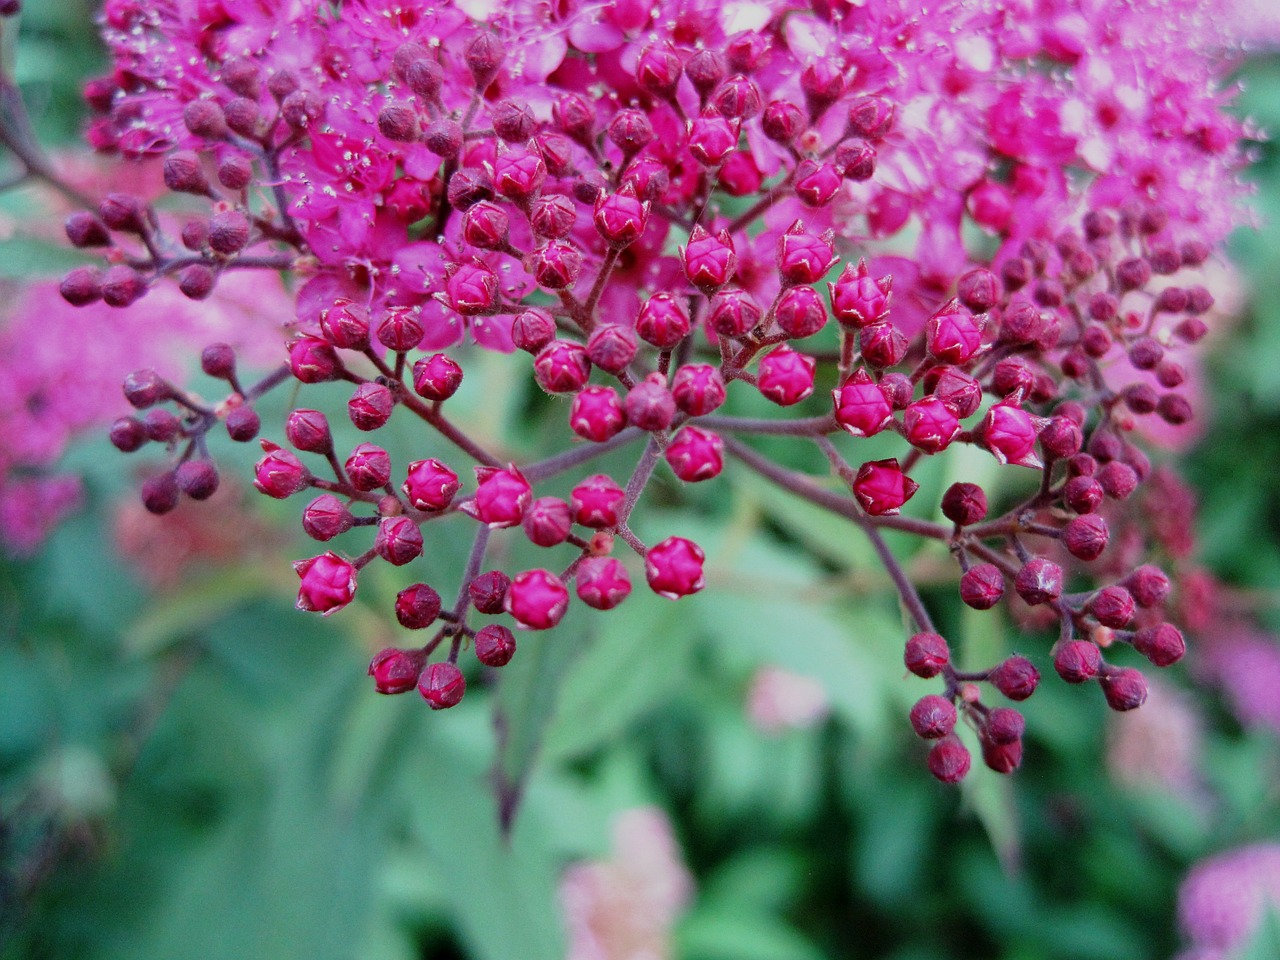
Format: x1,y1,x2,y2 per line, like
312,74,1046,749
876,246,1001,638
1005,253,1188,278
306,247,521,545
2,12,1279,960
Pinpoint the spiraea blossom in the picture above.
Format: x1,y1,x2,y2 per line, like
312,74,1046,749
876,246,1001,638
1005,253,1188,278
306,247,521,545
66,0,1253,782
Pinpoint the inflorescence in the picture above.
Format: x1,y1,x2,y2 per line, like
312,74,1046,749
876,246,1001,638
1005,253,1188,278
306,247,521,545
70,0,1249,782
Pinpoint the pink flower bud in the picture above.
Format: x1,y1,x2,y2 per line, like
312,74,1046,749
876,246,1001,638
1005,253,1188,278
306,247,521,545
368,648,424,694
686,49,727,97
571,474,625,528
620,157,670,201
462,201,510,249
65,211,111,248
445,260,499,315
1054,640,1102,683
348,382,394,431
904,632,949,678
505,569,570,629
529,193,577,238
829,259,892,328
523,496,572,547
801,58,845,116
534,340,591,394
319,299,371,350
110,417,147,453
474,624,517,667
910,695,957,739
402,458,460,511
469,570,511,614
1015,557,1063,605
1100,666,1148,711
377,102,419,142
376,305,424,352
833,369,893,438
712,74,762,119
834,140,876,180
777,223,837,285
960,563,1005,610
793,159,842,207
570,385,627,441
707,288,762,339
163,150,209,194
636,42,682,98
254,444,310,498
982,402,1043,467
208,209,250,255
775,285,828,339
289,337,341,383
492,99,536,143
101,266,147,307
554,93,595,143
141,472,180,514
418,661,466,709
848,95,895,139
625,374,677,431
513,309,556,353
395,583,442,629
533,240,584,290
60,266,102,306
665,427,724,482
375,516,423,565
680,226,736,292
672,364,726,416
1134,623,1186,667
688,113,741,166
345,442,391,492
576,556,632,610
757,346,816,406
941,482,988,526
989,655,1039,701
463,464,532,528
594,186,650,247
492,146,547,201
1063,514,1109,561
225,405,260,442
587,324,638,374
852,458,919,516
762,99,805,143
412,353,463,401
465,32,505,88
303,494,353,541
928,737,971,783
981,737,1023,774
294,551,357,615
636,293,692,349
608,108,654,155
903,397,960,453
926,299,983,364
645,536,706,599
285,409,331,454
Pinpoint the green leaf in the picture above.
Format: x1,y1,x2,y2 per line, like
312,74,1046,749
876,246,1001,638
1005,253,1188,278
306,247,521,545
678,909,828,960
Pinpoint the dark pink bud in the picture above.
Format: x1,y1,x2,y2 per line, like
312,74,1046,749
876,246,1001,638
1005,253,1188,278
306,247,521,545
462,201,510,249
1089,586,1135,628
513,309,556,353
665,427,724,482
207,209,250,255
833,140,876,181
465,31,505,88
217,154,253,190
672,364,726,416
829,259,891,328
960,563,1005,610
883,370,919,408
800,58,845,116
289,337,341,383
707,288,762,339
123,368,168,408
984,708,1025,747
178,264,216,300
534,340,591,394
645,536,706,599
982,403,1042,468
101,266,147,307
775,285,828,339
419,661,466,709
293,552,357,615
447,167,492,209
928,737,970,784
377,102,419,142
903,397,960,454
1054,640,1102,683
848,95,895,139
185,97,230,138
523,497,572,547
570,386,627,442
1133,623,1186,667
941,482,988,526
110,416,147,453
163,150,208,194
751,345,814,405
853,459,918,516
681,226,736,291
625,374,677,431
319,299,371,350
762,99,805,143
554,93,595,143
475,624,517,667
60,266,102,306
368,648,424,694
505,569,570,629
492,147,547,201
464,464,532,528
533,240,584,290
926,299,982,364
1100,666,1148,711
793,159,842,207
981,737,1023,774
989,655,1039,701
1015,557,1063,605
594,186,649,247
65,211,111,248
143,410,178,444
141,472,180,515
607,108,654,156
1039,416,1083,460
176,460,219,500
636,293,691,349
1063,514,1109,561
302,494,353,541
375,516,423,565
686,49,727,98
777,224,837,285
726,31,770,71
445,261,499,315
928,367,982,417
620,157,670,202
832,369,892,438
711,74,762,119
491,99,536,142
348,382,394,431
587,324,638,375
688,113,740,166
223,97,261,137
1156,394,1193,425
412,353,463,401
377,305,424,352
529,194,577,239
1096,461,1138,500
571,474,625,528
575,556,632,611
469,570,511,614
1115,257,1152,292
957,268,999,313
992,356,1036,397
402,458,460,511
285,408,332,454
225,405,260,442
910,695,957,739
1063,475,1104,514
904,632,949,678
345,442,392,492
254,444,310,498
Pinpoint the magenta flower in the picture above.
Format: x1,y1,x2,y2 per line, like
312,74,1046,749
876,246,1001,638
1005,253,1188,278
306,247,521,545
293,552,358,615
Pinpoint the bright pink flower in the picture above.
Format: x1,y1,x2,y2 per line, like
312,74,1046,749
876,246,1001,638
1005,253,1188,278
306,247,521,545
294,551,358,615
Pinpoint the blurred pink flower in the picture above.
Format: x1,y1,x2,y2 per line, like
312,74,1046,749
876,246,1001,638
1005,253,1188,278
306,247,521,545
1106,676,1204,794
1178,844,1280,953
747,666,830,735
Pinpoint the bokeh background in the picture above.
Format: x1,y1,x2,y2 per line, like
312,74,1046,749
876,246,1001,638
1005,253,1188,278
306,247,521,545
2,5,1278,959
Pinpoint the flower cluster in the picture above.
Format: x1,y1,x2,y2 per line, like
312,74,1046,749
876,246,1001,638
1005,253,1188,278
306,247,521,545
72,0,1250,780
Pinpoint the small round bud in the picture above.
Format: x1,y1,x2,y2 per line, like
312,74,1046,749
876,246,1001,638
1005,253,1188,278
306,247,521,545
418,662,466,710
1100,667,1148,711
368,649,423,695
225,405,260,442
1063,475,1104,514
927,737,971,784
301,495,353,541
412,353,463,401
217,155,253,190
178,264,216,300
904,632,949,678
1015,558,1063,606
141,472,180,515
208,210,251,255
285,408,332,453
941,482,987,526
1062,514,1109,561
123,369,167,408
65,211,111,247
909,695,957,739
143,408,181,442
1133,623,1186,667
1125,565,1171,608
175,459,219,500
1054,640,1102,683
523,497,572,547
101,266,147,307
396,583,442,629
1089,586,1135,628
988,656,1039,701
984,708,1025,746
474,624,517,667
110,416,148,452
201,343,236,379
960,564,1005,610
504,569,570,630
469,571,511,615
